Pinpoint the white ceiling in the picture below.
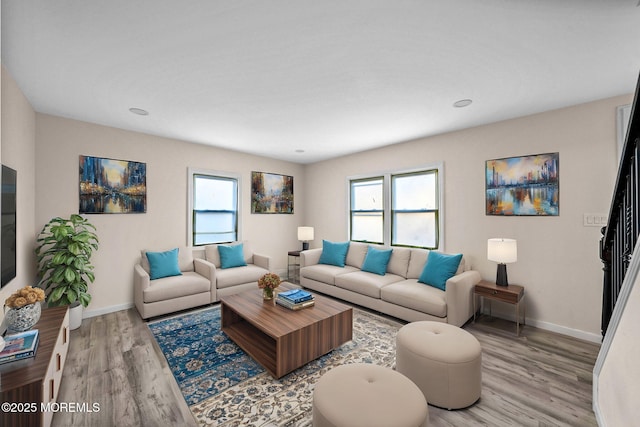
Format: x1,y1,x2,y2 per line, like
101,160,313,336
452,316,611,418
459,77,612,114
2,1,640,164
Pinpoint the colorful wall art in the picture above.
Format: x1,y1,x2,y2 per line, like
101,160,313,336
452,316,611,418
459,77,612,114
79,155,147,214
251,171,293,214
486,152,559,216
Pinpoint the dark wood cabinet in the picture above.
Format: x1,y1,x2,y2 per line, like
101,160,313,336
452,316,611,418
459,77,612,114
0,306,70,427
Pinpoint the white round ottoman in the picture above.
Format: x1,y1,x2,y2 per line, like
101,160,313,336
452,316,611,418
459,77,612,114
396,321,482,410
312,363,429,427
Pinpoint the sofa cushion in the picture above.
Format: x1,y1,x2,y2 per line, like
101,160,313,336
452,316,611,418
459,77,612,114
387,247,411,278
204,241,254,268
361,246,393,276
407,250,429,279
301,264,359,285
204,244,222,267
381,279,447,318
418,252,463,290
219,243,248,269
146,248,182,280
178,247,195,272
143,272,210,303
335,271,404,299
216,264,268,289
141,246,194,274
319,240,350,267
407,249,465,279
345,242,368,269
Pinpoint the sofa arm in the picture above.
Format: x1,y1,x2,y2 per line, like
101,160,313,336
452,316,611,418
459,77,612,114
253,253,271,270
300,248,322,267
133,264,150,317
445,270,481,327
194,258,217,303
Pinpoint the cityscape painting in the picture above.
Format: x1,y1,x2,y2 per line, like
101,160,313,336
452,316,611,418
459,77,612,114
486,152,559,216
251,171,293,214
79,155,147,214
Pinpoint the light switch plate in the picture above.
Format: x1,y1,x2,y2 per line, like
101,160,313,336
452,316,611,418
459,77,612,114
584,213,607,227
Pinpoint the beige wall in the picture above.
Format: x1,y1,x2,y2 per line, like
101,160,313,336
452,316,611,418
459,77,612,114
0,66,37,325
305,95,632,341
34,114,305,317
2,61,631,340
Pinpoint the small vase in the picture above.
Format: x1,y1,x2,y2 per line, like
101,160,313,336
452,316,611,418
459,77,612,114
263,288,274,300
4,302,42,334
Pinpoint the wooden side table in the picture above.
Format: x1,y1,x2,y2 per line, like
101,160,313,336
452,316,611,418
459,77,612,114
287,250,301,283
473,280,525,335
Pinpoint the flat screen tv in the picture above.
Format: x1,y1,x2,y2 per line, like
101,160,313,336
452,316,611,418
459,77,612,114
1,165,17,287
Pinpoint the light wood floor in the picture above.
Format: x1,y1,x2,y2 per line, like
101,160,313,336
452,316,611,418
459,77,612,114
53,306,600,427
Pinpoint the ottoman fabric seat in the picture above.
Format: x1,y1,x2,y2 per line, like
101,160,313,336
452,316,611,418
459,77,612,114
396,321,482,410
313,363,428,427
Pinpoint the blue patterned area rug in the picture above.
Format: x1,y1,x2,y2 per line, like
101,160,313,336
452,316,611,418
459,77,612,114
148,306,264,405
148,304,404,426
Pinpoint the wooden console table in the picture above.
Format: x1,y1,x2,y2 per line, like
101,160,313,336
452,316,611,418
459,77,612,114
0,306,70,427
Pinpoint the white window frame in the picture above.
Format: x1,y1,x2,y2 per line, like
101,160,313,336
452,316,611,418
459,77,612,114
347,162,444,250
349,176,385,245
187,167,242,246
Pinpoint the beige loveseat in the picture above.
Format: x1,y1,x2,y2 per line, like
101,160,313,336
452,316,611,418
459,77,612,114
134,242,270,319
300,242,481,326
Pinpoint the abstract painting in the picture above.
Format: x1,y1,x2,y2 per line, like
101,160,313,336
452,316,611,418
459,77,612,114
251,171,293,214
79,155,146,214
486,152,559,216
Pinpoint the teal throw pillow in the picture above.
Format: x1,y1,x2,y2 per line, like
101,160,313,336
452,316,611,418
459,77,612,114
146,248,182,280
219,244,247,269
318,240,350,267
418,251,463,291
361,246,393,276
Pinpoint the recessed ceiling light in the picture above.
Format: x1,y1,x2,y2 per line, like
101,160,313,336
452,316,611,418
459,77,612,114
295,149,305,153
453,99,473,108
129,107,149,116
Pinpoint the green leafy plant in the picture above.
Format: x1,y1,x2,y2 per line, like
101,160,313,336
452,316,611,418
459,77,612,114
35,214,99,308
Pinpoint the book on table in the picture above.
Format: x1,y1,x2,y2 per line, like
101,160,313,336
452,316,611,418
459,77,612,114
276,297,315,310
0,329,39,364
278,288,314,304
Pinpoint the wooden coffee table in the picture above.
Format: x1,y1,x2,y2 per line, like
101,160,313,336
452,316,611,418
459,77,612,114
220,283,353,378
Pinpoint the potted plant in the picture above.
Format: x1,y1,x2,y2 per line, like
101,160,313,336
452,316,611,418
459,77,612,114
35,214,99,329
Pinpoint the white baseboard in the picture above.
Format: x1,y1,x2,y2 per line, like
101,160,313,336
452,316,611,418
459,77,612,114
479,307,602,344
87,300,603,344
526,318,602,344
83,302,135,319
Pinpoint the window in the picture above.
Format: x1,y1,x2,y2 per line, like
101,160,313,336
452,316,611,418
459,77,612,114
188,169,240,246
350,177,383,244
392,170,438,248
348,165,442,249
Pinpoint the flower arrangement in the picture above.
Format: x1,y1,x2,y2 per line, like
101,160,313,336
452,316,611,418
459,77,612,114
258,273,282,300
5,286,46,309
258,273,282,290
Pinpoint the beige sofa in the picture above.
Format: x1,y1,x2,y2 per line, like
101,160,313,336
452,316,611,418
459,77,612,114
300,242,481,326
134,242,270,319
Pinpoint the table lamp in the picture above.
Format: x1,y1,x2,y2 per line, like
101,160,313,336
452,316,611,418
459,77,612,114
298,226,314,251
487,238,517,286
